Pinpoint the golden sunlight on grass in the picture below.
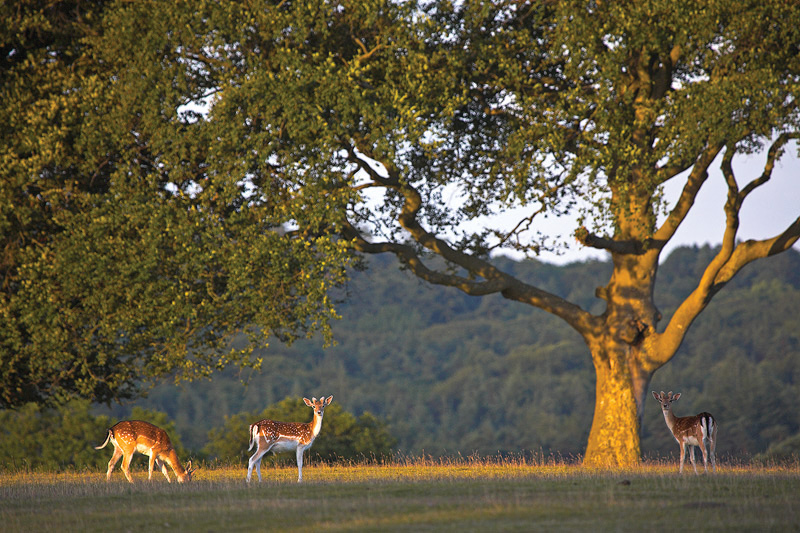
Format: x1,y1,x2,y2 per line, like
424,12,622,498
3,455,798,487
180,454,800,486
2,457,798,533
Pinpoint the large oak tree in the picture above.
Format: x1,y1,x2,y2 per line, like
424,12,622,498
2,0,799,466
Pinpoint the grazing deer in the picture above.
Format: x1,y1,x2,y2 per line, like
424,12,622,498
246,395,333,483
95,420,196,483
652,391,717,474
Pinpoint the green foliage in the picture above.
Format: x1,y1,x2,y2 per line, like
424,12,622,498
753,434,800,464
1,1,353,408
125,248,800,460
3,0,799,469
0,400,111,471
204,397,396,464
0,401,189,472
646,258,800,459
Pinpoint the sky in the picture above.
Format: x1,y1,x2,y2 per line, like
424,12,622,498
485,147,800,265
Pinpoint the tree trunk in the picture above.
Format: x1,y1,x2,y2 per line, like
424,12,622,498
583,345,647,467
581,249,661,468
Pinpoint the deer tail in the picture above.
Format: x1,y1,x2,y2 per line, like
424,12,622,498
701,414,715,440
248,424,257,451
94,429,112,450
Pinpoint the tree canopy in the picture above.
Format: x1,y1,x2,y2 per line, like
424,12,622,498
1,1,352,407
2,0,799,466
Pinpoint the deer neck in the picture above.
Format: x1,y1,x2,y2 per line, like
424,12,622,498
161,449,184,474
311,412,324,438
172,462,187,476
662,408,677,430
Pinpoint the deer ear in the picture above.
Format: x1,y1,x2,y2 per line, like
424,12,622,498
673,392,681,401
652,391,660,401
325,395,333,405
303,398,313,407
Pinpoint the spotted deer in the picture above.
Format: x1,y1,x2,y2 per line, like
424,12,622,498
246,395,333,483
95,420,196,483
652,391,717,473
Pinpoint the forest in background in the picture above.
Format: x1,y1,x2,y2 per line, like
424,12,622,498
3,245,799,469
89,245,800,463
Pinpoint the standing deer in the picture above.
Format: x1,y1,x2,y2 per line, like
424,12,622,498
246,395,333,483
652,391,717,474
95,420,196,483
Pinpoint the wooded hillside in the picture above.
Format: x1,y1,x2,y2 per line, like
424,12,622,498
97,246,800,461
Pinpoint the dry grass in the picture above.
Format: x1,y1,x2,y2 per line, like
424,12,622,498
2,457,799,532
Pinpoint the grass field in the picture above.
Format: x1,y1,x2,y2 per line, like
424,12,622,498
2,458,799,532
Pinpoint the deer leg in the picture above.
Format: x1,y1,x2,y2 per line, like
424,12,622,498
246,444,261,483
147,453,156,481
689,445,698,474
246,439,273,483
156,458,171,482
106,446,123,481
296,446,304,483
255,452,263,482
121,453,135,483
678,442,686,473
699,442,710,473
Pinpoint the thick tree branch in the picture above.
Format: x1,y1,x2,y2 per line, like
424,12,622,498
346,145,398,186
740,132,798,199
712,133,800,286
653,136,800,366
576,142,726,256
342,171,596,333
652,143,724,246
574,227,643,254
341,222,509,296
715,218,800,286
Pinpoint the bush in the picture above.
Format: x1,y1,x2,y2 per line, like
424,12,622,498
0,400,111,471
204,396,396,465
0,401,189,472
752,433,800,465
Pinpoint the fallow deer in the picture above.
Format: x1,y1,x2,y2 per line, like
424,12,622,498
246,395,333,483
95,420,196,483
652,391,717,473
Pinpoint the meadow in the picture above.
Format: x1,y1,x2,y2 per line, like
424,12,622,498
1,458,799,532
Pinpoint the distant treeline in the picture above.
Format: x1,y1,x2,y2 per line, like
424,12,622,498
101,245,800,462
3,246,799,469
